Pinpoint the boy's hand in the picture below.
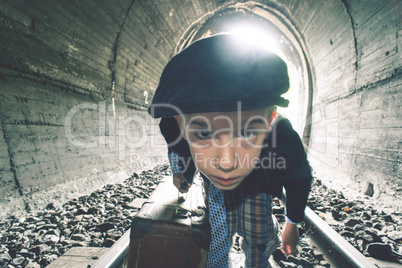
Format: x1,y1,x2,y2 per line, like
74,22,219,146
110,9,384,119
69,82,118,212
281,221,299,255
173,173,191,193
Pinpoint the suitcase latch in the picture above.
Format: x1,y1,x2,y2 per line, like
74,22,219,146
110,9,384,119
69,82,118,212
174,207,191,219
173,207,206,219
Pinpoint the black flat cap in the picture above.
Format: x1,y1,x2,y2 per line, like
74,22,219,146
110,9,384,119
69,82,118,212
148,34,289,118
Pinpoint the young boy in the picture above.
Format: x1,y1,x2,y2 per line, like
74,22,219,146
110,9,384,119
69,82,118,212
149,34,312,267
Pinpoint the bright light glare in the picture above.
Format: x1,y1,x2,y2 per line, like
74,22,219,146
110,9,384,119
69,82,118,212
227,24,279,53
226,24,301,133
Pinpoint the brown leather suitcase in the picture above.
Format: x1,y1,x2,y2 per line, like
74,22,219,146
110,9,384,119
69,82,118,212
127,175,209,268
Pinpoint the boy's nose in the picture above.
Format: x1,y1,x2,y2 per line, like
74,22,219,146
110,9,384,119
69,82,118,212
216,139,237,172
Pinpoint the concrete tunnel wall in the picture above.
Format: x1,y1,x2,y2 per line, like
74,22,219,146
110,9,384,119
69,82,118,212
0,0,400,220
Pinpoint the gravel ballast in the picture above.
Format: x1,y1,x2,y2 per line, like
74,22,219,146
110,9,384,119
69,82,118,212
0,165,401,267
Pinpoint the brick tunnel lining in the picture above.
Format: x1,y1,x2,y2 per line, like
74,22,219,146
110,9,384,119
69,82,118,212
0,0,400,219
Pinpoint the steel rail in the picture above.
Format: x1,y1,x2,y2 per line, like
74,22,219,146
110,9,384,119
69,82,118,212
92,229,130,268
304,206,377,268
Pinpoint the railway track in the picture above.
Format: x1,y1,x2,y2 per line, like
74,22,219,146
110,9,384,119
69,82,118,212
2,166,400,267
91,176,388,268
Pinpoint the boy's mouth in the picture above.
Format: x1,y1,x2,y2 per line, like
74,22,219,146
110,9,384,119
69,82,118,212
215,177,238,186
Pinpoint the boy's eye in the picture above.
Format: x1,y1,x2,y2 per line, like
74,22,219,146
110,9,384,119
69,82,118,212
195,130,212,139
239,129,256,139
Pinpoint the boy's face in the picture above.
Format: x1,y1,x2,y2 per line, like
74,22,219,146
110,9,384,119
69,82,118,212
178,107,274,191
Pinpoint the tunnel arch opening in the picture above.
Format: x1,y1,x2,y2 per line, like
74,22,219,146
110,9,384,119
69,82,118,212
172,2,315,146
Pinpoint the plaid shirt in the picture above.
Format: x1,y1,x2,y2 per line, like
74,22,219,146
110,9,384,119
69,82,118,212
201,178,279,267
224,188,280,267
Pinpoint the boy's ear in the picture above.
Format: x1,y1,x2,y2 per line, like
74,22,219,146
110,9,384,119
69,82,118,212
174,115,186,140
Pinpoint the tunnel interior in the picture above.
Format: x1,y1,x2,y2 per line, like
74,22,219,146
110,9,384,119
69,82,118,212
0,0,400,221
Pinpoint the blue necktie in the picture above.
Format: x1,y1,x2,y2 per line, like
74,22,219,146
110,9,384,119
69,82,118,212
207,183,230,268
